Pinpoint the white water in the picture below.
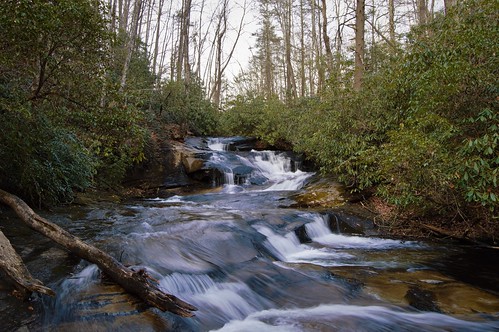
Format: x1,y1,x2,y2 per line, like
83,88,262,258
212,304,499,332
38,137,498,332
255,214,421,268
160,273,271,322
208,138,229,151
252,151,313,191
207,143,313,190
254,224,355,265
305,214,418,249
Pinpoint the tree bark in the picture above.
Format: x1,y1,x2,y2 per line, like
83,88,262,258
354,0,365,91
0,189,197,317
389,0,396,44
320,0,334,73
0,229,55,299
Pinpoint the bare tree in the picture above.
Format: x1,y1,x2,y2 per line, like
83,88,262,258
320,0,334,73
152,0,165,79
299,0,306,97
120,0,143,90
354,0,365,91
177,0,192,83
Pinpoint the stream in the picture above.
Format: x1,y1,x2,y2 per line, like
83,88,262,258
2,137,498,331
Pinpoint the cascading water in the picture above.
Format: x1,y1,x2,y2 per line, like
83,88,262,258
206,138,312,191
27,137,498,332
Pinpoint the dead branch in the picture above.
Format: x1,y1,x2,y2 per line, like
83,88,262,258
0,188,197,317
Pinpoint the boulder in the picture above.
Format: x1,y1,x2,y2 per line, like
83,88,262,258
181,156,205,174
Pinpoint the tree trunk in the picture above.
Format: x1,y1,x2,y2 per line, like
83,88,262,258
417,0,428,25
0,189,197,317
354,0,365,91
120,0,143,91
177,0,192,83
320,0,334,73
299,0,306,97
152,0,164,79
0,229,55,299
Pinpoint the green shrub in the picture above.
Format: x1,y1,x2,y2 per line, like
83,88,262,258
0,111,94,206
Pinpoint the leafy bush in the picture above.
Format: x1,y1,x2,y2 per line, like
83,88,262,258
0,111,94,206
156,79,219,136
222,0,498,223
459,109,498,211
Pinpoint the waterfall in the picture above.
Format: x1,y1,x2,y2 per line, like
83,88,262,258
208,138,229,151
304,214,418,249
254,225,352,265
206,143,313,191
251,151,312,191
159,273,271,322
304,214,332,238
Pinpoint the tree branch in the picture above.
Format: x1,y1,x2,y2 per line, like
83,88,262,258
0,188,197,317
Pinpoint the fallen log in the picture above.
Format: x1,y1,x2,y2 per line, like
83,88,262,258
0,189,197,317
0,229,55,298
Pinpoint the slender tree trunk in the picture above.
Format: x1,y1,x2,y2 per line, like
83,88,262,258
152,0,164,79
354,0,365,91
211,0,228,109
417,0,428,25
109,0,117,33
311,0,319,94
120,0,143,91
284,0,297,100
177,0,192,83
299,0,306,97
389,0,396,43
144,0,155,50
320,0,333,72
159,0,174,80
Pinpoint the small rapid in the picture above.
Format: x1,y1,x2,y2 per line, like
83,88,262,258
34,137,499,331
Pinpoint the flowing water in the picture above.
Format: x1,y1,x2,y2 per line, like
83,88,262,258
5,137,498,331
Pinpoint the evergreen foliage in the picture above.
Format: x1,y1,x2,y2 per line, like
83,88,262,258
221,0,498,222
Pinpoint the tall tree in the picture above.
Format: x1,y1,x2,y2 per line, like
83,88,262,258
120,0,143,90
151,0,165,79
389,0,396,43
299,0,306,97
354,0,365,91
176,0,192,83
320,0,334,73
417,0,429,25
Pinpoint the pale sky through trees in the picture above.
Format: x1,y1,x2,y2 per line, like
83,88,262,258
127,0,445,102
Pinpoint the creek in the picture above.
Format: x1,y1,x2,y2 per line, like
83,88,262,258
1,137,498,331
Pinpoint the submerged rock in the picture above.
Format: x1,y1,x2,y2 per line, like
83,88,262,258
405,286,441,312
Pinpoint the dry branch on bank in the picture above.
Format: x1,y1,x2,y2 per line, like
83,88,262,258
0,189,197,317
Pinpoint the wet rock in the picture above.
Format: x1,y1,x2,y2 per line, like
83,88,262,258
294,224,312,243
181,156,205,174
232,165,254,184
405,286,441,312
291,178,345,208
124,140,194,194
225,137,258,151
44,283,179,332
328,210,377,235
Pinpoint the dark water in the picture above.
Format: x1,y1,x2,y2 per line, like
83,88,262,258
3,137,498,331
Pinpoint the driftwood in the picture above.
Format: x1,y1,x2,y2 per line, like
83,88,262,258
0,229,55,298
0,189,197,317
